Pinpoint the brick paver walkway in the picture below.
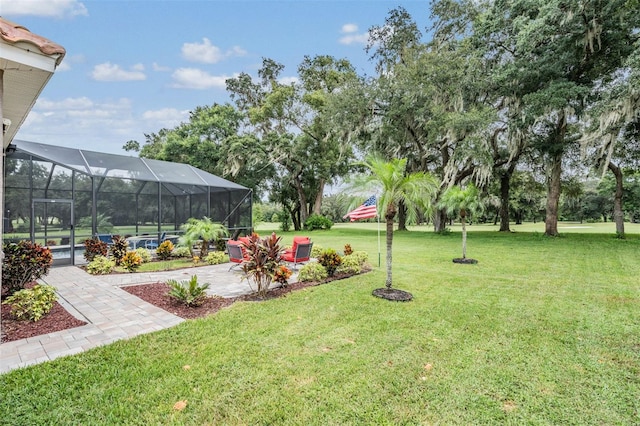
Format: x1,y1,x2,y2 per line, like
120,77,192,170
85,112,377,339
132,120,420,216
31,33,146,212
1,264,261,374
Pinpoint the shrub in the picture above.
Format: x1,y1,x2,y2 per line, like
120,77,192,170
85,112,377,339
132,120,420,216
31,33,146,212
86,255,115,275
173,246,192,258
317,248,342,276
304,214,333,231
156,240,174,260
83,238,108,262
336,254,362,275
134,247,152,263
215,239,227,252
2,241,53,296
352,251,370,267
279,210,291,232
205,251,227,265
297,262,328,282
311,244,324,258
121,251,143,272
273,265,293,286
110,235,129,266
343,244,353,256
167,275,210,307
2,284,57,321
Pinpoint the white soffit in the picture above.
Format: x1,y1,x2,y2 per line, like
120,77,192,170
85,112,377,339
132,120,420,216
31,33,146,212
1,18,65,148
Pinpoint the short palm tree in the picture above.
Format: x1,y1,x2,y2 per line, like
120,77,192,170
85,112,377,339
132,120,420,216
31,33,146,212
349,154,439,292
438,183,484,261
180,217,228,257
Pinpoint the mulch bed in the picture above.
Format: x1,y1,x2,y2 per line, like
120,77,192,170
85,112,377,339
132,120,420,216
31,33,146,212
121,273,361,319
1,270,369,344
1,301,87,344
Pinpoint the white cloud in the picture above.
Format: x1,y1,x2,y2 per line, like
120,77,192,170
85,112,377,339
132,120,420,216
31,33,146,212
56,62,71,71
153,63,172,72
91,62,146,82
339,33,370,45
131,63,145,72
181,38,247,64
36,96,94,110
278,76,299,85
142,108,190,128
341,23,359,33
2,0,88,18
18,97,142,154
339,22,369,45
182,38,223,63
171,68,231,90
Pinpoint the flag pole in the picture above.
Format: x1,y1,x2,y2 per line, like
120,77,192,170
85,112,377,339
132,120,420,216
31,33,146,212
377,211,381,267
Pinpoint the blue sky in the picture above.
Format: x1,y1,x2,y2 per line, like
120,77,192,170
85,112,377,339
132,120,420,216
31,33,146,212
5,0,431,155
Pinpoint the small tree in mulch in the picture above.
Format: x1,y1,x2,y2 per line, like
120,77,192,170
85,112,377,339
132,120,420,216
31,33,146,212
347,154,438,301
438,183,484,264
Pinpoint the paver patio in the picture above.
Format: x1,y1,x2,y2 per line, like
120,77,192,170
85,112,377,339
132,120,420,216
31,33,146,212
1,263,260,374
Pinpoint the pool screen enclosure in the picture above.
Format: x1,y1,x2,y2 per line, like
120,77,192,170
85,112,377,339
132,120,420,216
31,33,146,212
3,140,252,265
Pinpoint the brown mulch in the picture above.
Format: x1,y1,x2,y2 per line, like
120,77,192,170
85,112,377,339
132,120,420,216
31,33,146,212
1,301,87,344
121,278,337,319
1,270,369,344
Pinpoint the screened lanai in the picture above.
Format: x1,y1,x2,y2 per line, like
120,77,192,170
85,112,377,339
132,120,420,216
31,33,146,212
3,140,252,265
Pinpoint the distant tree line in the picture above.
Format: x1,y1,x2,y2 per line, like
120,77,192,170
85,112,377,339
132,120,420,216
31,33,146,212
123,1,640,236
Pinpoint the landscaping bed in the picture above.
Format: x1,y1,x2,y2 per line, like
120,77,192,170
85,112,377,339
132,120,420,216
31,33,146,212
1,299,87,344
1,269,369,343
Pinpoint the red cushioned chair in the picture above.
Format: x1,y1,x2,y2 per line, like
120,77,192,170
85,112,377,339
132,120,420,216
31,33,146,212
282,236,313,269
227,240,249,271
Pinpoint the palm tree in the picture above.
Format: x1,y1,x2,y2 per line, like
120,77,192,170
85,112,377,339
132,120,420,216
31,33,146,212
438,183,484,261
349,154,439,293
180,217,228,257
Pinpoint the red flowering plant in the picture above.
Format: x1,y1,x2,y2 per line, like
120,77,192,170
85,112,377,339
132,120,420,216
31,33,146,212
273,265,292,286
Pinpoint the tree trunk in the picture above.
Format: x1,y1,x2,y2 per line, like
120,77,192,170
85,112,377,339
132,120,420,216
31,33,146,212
545,151,562,236
499,165,516,232
385,204,396,289
608,161,625,238
544,111,566,237
397,201,407,231
312,179,325,216
293,176,308,225
433,208,447,232
461,212,467,259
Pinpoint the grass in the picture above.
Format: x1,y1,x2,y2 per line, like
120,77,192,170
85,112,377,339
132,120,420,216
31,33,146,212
2,224,640,424
115,258,199,273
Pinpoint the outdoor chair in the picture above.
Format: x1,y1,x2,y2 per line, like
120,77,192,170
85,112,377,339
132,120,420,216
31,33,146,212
145,232,167,250
227,240,248,270
282,237,313,269
95,234,113,246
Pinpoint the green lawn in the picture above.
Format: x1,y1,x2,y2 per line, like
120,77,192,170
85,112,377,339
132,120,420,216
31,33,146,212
2,225,639,424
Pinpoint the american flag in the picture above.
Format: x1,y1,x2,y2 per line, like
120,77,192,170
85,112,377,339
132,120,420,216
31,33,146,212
343,195,377,221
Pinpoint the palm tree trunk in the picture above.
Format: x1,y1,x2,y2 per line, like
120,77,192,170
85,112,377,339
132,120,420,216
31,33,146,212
461,216,467,259
386,218,393,288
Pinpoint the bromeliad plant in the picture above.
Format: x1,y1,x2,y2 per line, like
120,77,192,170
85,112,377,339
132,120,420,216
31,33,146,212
241,232,283,298
167,275,210,307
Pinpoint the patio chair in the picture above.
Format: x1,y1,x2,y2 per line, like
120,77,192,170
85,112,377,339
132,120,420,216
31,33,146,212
95,234,113,246
145,232,166,250
227,240,247,271
282,237,313,269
